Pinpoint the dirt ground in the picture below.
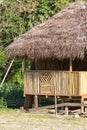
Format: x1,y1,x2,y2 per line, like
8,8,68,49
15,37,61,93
0,109,87,130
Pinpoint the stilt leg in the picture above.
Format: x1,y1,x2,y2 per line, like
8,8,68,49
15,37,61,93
81,97,84,113
35,95,38,110
61,99,64,111
65,106,68,115
24,95,32,109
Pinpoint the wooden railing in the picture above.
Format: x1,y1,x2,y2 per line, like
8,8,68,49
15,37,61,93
24,71,87,95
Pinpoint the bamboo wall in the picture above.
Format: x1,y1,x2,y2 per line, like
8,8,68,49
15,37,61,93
79,72,87,94
24,71,87,95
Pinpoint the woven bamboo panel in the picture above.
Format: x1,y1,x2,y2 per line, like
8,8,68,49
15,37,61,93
39,72,54,94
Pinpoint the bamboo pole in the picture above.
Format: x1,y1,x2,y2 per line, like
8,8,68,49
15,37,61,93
22,58,26,96
81,97,84,113
35,95,38,110
0,59,14,87
65,106,69,115
70,56,72,72
54,85,57,115
70,56,73,94
22,58,26,73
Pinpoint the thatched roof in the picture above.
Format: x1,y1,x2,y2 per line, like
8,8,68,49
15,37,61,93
5,0,87,60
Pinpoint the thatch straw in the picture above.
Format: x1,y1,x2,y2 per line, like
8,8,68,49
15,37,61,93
5,0,87,60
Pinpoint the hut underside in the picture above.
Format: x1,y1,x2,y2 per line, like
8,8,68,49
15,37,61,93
24,59,87,114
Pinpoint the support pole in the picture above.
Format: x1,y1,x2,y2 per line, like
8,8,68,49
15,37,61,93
54,85,57,115
22,58,26,97
61,99,64,111
81,97,84,113
24,95,32,109
22,58,26,73
65,106,69,115
70,56,72,72
0,59,14,87
70,56,72,94
35,95,38,110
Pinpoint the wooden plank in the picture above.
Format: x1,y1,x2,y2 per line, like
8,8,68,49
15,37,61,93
26,72,35,93
29,102,87,112
79,72,87,94
70,109,81,113
25,93,82,98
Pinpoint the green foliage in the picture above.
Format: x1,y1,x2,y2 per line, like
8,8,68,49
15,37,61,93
0,83,24,108
0,46,7,81
0,97,7,108
5,59,23,84
0,0,77,47
2,83,23,100
0,46,7,68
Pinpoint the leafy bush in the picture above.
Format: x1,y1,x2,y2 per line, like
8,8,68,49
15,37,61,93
0,97,7,108
0,83,24,108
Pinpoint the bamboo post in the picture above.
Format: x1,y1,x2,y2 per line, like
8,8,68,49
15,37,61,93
54,85,57,115
70,56,72,94
22,58,26,73
81,97,84,113
61,99,64,111
34,58,38,110
24,95,32,109
22,58,26,97
35,95,38,110
70,56,72,72
0,59,14,87
65,106,69,115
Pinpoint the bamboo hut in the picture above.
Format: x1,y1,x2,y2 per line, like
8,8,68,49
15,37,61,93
5,0,87,113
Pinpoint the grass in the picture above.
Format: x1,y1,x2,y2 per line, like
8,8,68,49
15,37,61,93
0,108,14,113
0,108,87,130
